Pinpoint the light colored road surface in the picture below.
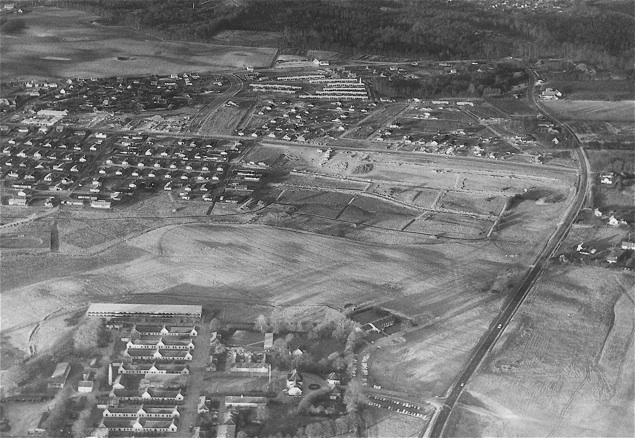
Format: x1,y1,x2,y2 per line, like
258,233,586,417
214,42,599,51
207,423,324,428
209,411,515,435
188,73,243,135
427,62,590,438
175,322,211,437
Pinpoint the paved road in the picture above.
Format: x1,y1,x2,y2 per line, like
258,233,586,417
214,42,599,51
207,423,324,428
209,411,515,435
428,64,590,438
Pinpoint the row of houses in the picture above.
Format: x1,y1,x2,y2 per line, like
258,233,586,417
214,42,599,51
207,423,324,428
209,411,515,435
87,303,203,319
114,362,191,376
126,335,195,350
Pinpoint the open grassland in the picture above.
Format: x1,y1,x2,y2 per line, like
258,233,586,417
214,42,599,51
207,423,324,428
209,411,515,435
547,80,634,101
447,266,635,437
567,120,635,149
542,100,635,122
0,8,277,80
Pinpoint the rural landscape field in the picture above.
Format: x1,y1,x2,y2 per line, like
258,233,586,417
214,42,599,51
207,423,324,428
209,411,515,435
0,1,633,438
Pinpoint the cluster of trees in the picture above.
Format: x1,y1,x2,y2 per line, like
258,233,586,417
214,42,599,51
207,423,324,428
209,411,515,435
372,63,528,98
292,379,367,438
71,403,94,438
254,310,363,373
255,310,361,347
52,0,633,66
73,318,106,354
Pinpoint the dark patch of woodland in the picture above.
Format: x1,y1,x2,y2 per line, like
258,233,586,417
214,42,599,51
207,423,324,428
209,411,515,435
52,0,634,66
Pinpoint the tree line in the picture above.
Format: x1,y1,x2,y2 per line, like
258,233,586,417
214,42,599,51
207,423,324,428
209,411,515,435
51,0,634,67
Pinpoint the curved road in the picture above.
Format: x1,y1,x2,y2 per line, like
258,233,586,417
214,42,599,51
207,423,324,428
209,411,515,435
429,64,590,437
188,73,243,134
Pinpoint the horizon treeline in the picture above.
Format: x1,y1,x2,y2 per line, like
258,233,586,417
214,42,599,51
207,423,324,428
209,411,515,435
51,0,634,69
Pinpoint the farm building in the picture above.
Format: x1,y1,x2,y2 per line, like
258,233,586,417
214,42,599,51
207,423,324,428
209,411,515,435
264,332,274,350
600,172,616,185
8,197,28,206
78,380,94,393
48,362,71,389
87,303,202,319
350,308,397,333
606,249,627,264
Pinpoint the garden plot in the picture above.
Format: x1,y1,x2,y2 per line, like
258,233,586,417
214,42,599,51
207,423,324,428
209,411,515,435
460,173,555,194
284,173,369,191
278,189,354,219
437,192,507,217
363,164,459,190
369,184,440,209
338,195,418,230
404,213,491,238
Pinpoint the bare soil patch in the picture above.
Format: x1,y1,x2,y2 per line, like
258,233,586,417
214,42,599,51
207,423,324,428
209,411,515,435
1,7,277,80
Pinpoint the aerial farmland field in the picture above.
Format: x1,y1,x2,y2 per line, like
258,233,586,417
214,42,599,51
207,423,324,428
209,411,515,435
0,8,277,81
542,100,635,122
446,266,634,437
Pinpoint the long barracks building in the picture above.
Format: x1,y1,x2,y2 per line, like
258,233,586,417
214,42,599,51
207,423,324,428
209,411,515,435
87,303,202,319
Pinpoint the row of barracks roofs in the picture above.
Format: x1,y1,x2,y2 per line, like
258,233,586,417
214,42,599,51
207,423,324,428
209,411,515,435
86,303,202,319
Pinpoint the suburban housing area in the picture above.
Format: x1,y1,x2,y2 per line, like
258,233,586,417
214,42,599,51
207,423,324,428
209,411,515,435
0,2,633,438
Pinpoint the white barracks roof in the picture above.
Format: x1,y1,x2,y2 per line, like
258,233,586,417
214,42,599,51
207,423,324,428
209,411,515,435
87,303,202,316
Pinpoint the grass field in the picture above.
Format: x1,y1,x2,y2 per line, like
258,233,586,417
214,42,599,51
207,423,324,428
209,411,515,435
447,266,635,437
436,192,506,216
542,100,635,122
546,80,634,101
1,8,277,80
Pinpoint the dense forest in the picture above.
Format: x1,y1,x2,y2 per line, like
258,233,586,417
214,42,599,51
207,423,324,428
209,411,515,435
52,0,634,67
